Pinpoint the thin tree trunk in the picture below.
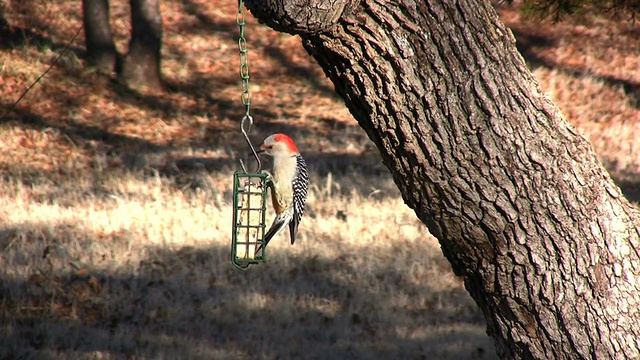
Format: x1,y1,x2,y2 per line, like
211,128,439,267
246,1,640,359
119,0,162,90
82,0,118,73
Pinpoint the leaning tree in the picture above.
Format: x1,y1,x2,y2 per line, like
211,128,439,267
245,1,640,359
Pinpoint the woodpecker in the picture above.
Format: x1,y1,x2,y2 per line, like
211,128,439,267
257,133,308,249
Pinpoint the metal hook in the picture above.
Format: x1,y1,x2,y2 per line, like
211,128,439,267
240,115,261,173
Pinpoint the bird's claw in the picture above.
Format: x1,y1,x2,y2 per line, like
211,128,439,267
261,170,274,184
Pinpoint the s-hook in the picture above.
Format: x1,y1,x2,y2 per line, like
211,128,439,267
239,114,262,174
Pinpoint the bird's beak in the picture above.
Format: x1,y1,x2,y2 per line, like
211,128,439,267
255,144,266,154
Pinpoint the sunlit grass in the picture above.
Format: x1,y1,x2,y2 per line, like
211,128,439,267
0,163,491,359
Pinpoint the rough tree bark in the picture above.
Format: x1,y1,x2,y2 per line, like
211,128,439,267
82,0,118,73
246,1,640,359
119,0,162,90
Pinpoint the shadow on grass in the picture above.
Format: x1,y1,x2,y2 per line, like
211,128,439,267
615,179,640,204
5,107,169,153
0,22,83,56
601,156,640,203
163,149,399,203
509,27,640,110
175,150,389,179
0,221,497,360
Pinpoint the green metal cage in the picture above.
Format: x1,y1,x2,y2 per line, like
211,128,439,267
231,171,268,269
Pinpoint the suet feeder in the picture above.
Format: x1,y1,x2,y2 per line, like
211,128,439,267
230,115,269,269
231,171,268,269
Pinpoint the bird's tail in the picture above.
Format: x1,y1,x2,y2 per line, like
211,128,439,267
256,216,288,256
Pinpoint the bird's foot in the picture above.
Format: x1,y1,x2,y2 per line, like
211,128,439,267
261,170,274,184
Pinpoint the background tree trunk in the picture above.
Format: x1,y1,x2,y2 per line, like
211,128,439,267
119,0,162,90
82,0,118,73
246,1,640,359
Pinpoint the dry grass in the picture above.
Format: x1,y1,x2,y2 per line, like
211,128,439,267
1,168,490,359
2,0,640,359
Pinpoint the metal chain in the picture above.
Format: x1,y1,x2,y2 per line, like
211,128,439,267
236,0,251,116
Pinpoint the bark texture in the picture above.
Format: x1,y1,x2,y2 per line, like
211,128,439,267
119,0,163,90
246,1,640,359
82,0,118,72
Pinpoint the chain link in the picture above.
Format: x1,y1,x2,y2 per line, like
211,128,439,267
236,0,251,116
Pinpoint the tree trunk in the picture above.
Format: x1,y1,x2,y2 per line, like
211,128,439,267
246,1,640,359
119,0,162,90
82,0,118,73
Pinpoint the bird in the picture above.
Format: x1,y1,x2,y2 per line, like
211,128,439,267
257,133,308,251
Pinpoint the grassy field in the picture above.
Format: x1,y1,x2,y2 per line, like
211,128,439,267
1,1,640,359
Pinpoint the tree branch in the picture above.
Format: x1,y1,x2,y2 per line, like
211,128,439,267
246,0,359,35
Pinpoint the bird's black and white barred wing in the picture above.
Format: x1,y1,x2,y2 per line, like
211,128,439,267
289,154,308,244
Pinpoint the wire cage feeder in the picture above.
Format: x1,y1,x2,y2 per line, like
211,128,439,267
231,171,268,269
231,115,268,270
